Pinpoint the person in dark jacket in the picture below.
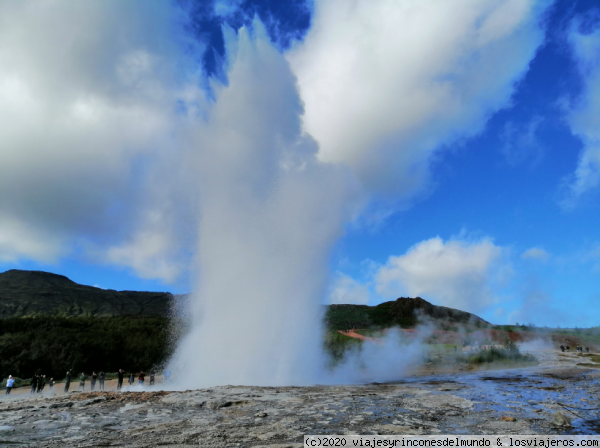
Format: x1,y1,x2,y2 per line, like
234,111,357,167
90,372,97,391
99,371,105,391
64,370,72,393
117,369,124,391
37,375,46,393
30,374,38,394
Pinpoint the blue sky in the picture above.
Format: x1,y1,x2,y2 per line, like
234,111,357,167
2,0,600,327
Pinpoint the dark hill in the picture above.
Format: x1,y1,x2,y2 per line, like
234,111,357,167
0,269,173,318
0,270,488,326
326,296,489,329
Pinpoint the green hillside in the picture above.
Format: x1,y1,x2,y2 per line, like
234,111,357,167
325,296,489,330
0,269,174,318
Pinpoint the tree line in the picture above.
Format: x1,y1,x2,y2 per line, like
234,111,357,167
0,316,173,382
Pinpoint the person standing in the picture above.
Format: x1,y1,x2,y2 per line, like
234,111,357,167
90,372,97,391
138,371,145,386
64,370,72,393
30,374,38,394
149,368,155,386
37,375,46,393
98,371,105,391
79,372,86,391
128,373,134,387
117,369,124,391
5,376,15,395
48,378,55,391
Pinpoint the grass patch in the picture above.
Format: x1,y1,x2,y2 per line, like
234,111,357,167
459,347,537,366
429,343,459,353
323,330,362,366
578,363,600,368
582,354,600,363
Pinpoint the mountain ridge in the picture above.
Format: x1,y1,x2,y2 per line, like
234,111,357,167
0,269,489,326
0,269,174,317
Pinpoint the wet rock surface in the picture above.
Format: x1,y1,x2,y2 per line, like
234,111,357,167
1,352,600,447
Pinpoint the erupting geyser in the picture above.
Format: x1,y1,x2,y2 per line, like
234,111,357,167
168,23,358,388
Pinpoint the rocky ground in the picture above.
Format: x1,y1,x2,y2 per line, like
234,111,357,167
1,350,600,447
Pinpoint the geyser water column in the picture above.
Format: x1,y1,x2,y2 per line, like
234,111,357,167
169,23,358,388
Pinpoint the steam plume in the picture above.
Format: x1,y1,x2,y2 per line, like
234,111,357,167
168,22,358,387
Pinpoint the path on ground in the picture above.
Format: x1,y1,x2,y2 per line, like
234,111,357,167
337,329,380,341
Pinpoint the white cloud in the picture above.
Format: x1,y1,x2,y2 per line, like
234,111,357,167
0,0,203,280
288,0,549,203
374,236,504,313
0,214,66,263
105,231,181,283
521,247,550,262
214,0,244,18
328,272,370,305
562,20,600,204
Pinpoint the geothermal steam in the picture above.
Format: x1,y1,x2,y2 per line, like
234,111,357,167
169,24,357,387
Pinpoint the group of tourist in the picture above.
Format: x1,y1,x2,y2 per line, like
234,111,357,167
62,368,156,392
4,367,158,395
5,374,56,395
62,370,107,392
559,345,590,353
30,374,54,394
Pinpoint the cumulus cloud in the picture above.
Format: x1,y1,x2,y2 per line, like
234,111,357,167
0,215,66,263
213,0,244,18
0,0,203,281
288,0,550,202
328,272,370,305
521,247,550,262
374,237,505,313
562,19,600,204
